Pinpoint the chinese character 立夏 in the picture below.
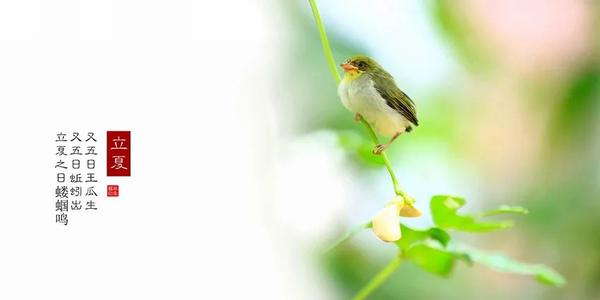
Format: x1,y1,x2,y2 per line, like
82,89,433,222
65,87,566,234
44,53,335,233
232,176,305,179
110,155,128,170
111,136,128,150
56,146,67,156
55,132,67,142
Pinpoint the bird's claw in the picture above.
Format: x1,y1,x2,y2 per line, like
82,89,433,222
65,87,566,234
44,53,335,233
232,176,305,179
373,144,387,155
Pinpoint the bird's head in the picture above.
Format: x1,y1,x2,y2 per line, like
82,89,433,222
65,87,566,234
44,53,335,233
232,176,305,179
340,55,382,78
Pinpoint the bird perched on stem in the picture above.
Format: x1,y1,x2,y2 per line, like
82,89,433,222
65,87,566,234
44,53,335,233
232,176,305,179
337,55,418,154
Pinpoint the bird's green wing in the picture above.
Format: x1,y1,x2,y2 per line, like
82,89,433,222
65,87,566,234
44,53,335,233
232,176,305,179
371,72,419,126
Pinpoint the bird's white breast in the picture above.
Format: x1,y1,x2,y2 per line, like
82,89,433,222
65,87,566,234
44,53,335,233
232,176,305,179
337,74,410,137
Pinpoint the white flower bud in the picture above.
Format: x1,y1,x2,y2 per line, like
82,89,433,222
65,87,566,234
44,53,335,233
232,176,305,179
372,203,402,242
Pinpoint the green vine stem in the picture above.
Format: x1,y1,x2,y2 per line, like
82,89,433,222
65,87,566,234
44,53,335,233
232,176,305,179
353,255,404,300
308,0,407,198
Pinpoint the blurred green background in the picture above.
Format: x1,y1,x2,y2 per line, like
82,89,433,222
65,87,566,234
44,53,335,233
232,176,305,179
277,0,599,299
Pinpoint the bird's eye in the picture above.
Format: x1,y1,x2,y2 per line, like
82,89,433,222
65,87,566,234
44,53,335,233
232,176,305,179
357,61,366,69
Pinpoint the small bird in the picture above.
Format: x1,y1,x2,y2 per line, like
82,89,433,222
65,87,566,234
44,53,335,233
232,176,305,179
337,55,418,154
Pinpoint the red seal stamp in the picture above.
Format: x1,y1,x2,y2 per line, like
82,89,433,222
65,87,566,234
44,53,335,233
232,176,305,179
107,185,119,197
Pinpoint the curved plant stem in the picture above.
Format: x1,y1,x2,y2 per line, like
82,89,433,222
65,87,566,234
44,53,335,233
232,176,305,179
353,255,404,300
307,0,407,198
308,0,340,83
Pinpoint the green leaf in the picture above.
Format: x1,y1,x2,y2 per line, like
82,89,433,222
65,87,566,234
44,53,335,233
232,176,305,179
395,226,463,276
395,225,451,250
479,205,529,217
452,244,566,287
430,195,522,232
428,227,451,247
405,243,455,276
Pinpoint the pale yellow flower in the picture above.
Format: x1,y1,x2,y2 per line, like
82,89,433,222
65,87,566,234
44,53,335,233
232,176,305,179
372,196,422,242
372,203,402,242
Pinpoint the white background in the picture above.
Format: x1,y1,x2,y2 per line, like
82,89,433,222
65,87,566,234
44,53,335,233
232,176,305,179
0,0,330,299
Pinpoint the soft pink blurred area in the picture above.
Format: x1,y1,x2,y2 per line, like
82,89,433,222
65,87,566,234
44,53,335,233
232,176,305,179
451,0,599,195
467,0,596,77
467,80,545,193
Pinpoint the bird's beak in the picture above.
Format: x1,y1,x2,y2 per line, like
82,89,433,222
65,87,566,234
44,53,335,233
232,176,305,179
340,63,358,72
